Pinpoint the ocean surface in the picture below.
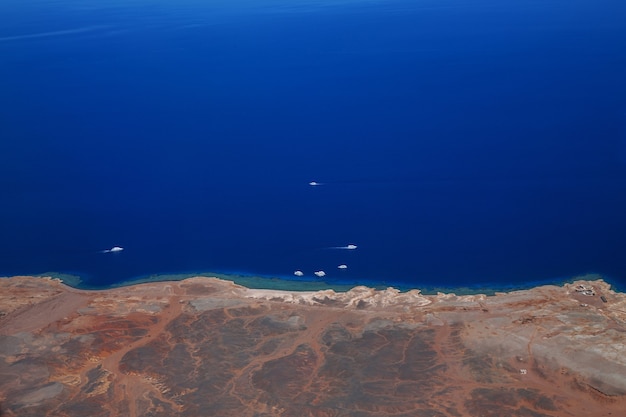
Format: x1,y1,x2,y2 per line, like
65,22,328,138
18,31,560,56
1,0,626,290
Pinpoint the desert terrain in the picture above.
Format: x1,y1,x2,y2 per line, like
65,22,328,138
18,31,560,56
1,275,625,416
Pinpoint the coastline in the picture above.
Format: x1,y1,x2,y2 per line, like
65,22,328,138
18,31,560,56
2,272,626,415
2,269,617,296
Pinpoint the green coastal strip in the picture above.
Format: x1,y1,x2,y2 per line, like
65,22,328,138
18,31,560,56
25,270,610,296
111,272,364,293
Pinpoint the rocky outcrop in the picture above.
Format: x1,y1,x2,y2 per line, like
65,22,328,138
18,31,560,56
0,275,625,416
242,285,432,308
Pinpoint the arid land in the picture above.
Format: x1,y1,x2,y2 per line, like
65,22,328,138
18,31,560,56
1,275,625,417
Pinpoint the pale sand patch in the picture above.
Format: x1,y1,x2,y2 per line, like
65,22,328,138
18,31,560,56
16,382,64,406
0,291,90,335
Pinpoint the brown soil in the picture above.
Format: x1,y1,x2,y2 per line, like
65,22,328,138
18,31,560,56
1,276,625,417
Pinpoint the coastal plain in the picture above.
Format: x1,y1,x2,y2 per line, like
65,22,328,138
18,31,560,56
1,276,625,416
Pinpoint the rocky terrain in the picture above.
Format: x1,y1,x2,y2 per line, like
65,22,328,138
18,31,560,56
1,275,625,417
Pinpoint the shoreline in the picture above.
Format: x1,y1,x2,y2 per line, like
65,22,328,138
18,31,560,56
1,270,618,296
2,272,625,415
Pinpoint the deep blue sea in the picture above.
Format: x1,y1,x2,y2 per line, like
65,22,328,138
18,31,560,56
1,0,626,290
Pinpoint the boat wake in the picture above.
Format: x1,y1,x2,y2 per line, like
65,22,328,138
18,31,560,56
328,244,357,250
100,246,124,254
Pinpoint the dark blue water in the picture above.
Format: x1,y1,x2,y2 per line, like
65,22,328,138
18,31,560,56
1,0,626,289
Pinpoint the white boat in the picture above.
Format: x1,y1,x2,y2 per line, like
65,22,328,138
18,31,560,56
102,246,124,253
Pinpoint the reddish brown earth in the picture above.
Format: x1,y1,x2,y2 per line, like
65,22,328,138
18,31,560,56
1,275,626,417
